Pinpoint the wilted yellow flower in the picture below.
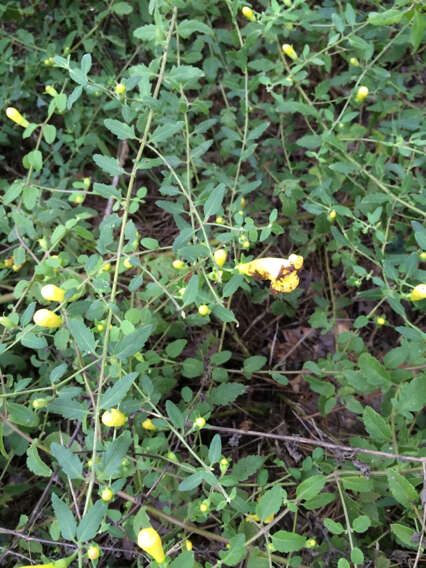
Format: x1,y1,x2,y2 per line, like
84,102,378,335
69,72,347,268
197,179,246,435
41,284,65,303
242,6,256,21
237,254,303,294
137,527,166,563
410,284,426,301
101,408,127,427
282,44,297,60
6,107,29,127
142,418,156,431
355,86,369,102
33,309,63,328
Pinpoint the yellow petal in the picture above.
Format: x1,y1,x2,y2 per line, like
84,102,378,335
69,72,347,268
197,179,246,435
137,527,166,563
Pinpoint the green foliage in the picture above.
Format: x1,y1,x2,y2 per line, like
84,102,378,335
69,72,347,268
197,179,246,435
0,0,425,566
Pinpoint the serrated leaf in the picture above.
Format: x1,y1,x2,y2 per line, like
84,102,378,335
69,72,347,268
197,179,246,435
151,121,184,144
271,530,306,553
52,493,76,541
104,119,136,140
76,501,107,542
256,486,285,522
386,469,419,508
101,431,131,476
51,443,83,480
368,9,403,26
100,373,137,410
166,400,184,429
204,183,225,218
21,333,48,350
114,325,152,360
68,318,96,354
93,153,126,176
296,475,327,501
218,534,246,566
178,471,205,491
26,444,52,477
362,406,392,441
208,434,222,465
166,339,187,358
212,304,236,323
209,383,246,405
232,455,263,481
7,402,38,427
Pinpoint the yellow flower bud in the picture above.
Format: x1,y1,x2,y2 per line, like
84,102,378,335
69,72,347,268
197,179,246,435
185,539,193,551
87,545,100,560
419,251,426,261
32,398,49,409
241,6,256,21
282,44,297,60
83,177,91,189
355,86,369,102
305,538,317,548
142,418,156,431
410,284,426,301
328,209,336,221
101,488,113,502
240,197,247,208
45,85,58,97
101,262,112,272
12,264,23,271
123,257,133,269
214,249,227,268
172,259,185,269
6,107,29,127
195,416,206,428
101,408,127,427
33,309,63,328
115,82,126,95
349,57,360,67
376,316,386,326
96,323,105,332
41,284,65,303
215,216,224,224
198,305,210,316
199,502,209,513
242,240,250,249
137,527,166,563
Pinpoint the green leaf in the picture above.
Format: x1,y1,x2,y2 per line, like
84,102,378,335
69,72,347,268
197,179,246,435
410,11,425,52
100,373,138,409
182,357,204,378
352,515,371,533
296,475,327,501
218,534,246,566
166,339,187,358
358,353,390,387
42,124,56,144
232,455,264,482
102,431,131,476
178,471,205,491
208,434,222,465
76,501,107,542
395,377,426,417
271,530,306,553
223,274,244,297
7,402,38,428
256,486,285,522
362,406,392,441
80,53,92,74
212,304,237,323
151,122,184,144
324,517,345,535
68,318,96,355
26,444,52,477
351,548,364,564
341,476,373,493
51,443,84,480
21,333,48,350
134,24,159,41
166,400,184,429
112,1,133,15
204,183,225,218
209,383,246,405
368,9,403,26
390,523,418,549
386,469,419,508
167,65,204,87
104,119,136,140
182,275,199,307
243,355,267,379
178,19,213,38
114,325,152,360
52,493,76,541
169,551,194,568
296,134,322,149
93,153,126,176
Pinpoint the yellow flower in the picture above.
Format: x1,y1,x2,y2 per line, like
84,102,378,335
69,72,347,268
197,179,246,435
6,107,29,127
115,82,126,95
242,6,256,21
195,416,206,428
214,249,227,268
410,284,426,301
282,44,297,60
355,86,369,102
137,527,166,563
20,564,55,568
33,309,63,328
376,316,386,326
172,259,185,269
349,57,360,67
87,545,100,560
101,262,112,272
142,418,156,431
237,255,303,294
199,502,209,513
101,408,127,427
198,305,210,316
101,488,113,502
184,539,193,551
305,538,317,548
216,216,224,224
41,284,65,303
